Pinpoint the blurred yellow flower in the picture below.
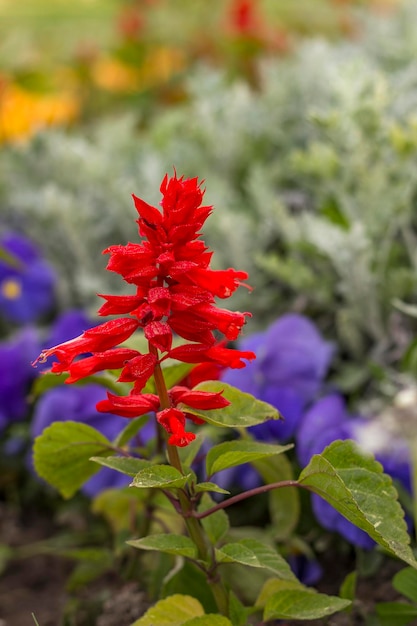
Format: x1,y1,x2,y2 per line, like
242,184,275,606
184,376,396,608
0,80,79,143
91,47,185,93
91,57,140,92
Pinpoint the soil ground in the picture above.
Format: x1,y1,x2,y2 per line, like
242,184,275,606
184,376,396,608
0,502,415,626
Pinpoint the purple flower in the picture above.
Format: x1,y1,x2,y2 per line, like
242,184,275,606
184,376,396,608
0,327,41,432
222,314,334,441
0,233,56,324
311,496,375,550
296,394,355,468
288,554,323,586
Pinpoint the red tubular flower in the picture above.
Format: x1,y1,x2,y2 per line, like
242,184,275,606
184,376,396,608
34,172,255,446
156,408,196,447
96,392,160,418
169,385,230,410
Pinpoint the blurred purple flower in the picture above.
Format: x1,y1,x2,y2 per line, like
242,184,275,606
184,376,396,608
0,327,41,432
45,309,98,348
0,233,56,324
288,554,323,586
222,313,334,441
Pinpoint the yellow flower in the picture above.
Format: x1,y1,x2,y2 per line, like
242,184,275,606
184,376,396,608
0,80,79,144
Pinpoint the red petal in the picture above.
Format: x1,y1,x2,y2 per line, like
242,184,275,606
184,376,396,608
96,391,159,418
67,348,140,383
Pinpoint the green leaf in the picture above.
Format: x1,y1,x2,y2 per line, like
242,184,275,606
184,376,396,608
162,362,195,389
198,493,229,545
33,421,112,498
112,414,151,448
162,561,218,615
128,534,197,559
393,567,417,603
228,591,252,626
31,372,68,397
131,465,191,489
263,588,351,621
0,544,13,576
215,539,297,581
178,434,205,469
193,482,230,495
376,602,417,626
90,455,152,477
181,381,281,428
206,440,292,476
254,454,300,541
339,571,357,603
183,617,232,625
298,440,417,569
131,594,204,625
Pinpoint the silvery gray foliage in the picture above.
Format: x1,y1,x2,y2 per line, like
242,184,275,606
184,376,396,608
2,2,417,375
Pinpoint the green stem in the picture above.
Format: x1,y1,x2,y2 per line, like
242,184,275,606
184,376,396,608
149,342,229,616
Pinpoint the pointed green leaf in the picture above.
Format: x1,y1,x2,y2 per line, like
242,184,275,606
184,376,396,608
215,539,297,581
130,594,204,625
376,602,417,626
180,381,281,428
228,590,252,626
90,455,152,477
298,440,417,569
162,561,218,614
206,440,293,476
193,482,230,495
131,465,191,489
393,567,417,603
128,534,197,559
339,571,357,602
33,421,112,499
198,493,230,544
162,362,195,389
112,414,151,448
183,617,232,625
178,434,205,469
264,588,351,621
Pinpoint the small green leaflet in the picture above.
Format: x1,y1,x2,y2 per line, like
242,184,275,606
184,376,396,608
206,440,292,476
128,534,197,559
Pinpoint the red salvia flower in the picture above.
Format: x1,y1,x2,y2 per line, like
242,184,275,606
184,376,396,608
33,173,256,446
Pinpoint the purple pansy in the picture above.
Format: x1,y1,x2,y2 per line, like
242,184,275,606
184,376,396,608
0,327,41,432
0,233,56,324
222,313,334,442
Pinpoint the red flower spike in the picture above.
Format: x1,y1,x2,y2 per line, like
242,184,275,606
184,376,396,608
33,172,255,447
